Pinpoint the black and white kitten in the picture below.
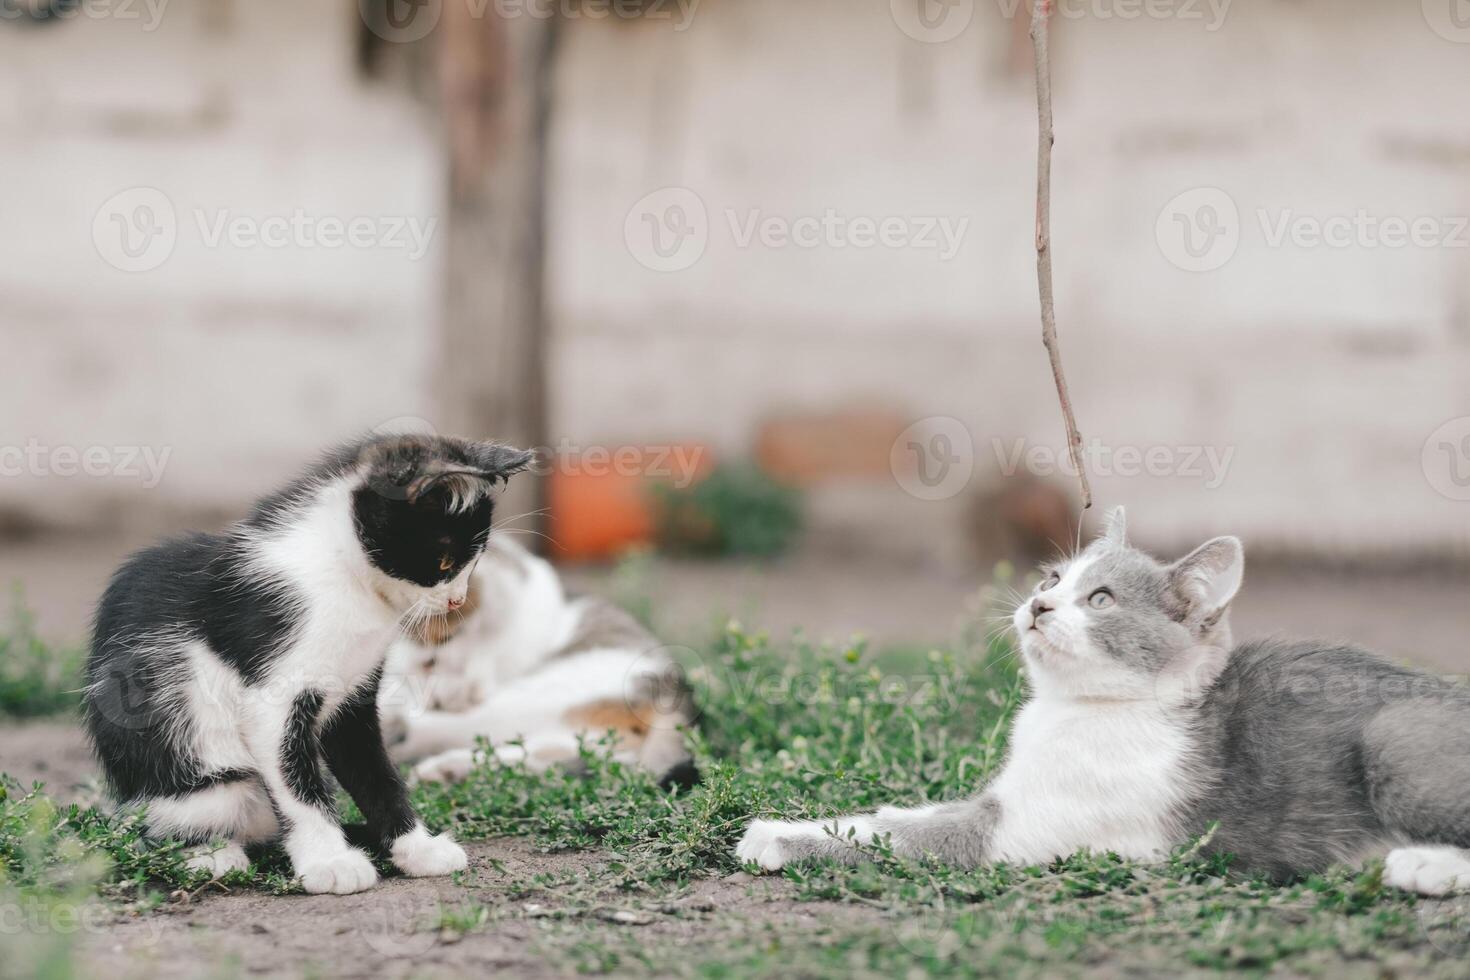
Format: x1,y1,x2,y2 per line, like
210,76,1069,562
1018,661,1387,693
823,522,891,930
83,434,533,894
737,508,1470,895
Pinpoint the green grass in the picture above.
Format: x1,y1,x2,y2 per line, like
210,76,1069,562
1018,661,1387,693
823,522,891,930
0,599,83,719
1,593,1467,977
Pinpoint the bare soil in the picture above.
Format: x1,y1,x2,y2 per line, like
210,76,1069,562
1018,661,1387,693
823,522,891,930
75,838,874,980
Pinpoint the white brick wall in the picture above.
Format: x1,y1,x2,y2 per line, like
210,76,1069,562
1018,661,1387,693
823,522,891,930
548,0,1470,555
2,0,1467,557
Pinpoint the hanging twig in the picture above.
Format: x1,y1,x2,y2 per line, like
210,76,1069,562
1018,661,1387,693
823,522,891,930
1030,0,1092,511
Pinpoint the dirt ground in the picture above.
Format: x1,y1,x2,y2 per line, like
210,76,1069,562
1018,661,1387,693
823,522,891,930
67,838,876,980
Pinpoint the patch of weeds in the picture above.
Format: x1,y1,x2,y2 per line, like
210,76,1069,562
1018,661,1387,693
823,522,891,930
436,901,489,936
3,594,1466,978
0,599,83,719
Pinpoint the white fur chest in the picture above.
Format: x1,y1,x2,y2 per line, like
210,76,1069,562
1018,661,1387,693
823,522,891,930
986,697,1195,864
246,485,404,711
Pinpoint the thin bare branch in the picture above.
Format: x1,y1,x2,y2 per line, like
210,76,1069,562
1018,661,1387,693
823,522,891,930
1030,0,1092,511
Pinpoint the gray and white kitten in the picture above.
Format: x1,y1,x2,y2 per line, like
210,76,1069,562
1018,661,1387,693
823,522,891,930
736,508,1470,895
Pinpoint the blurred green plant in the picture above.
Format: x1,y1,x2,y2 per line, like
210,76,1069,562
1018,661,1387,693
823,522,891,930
651,463,803,559
0,599,83,719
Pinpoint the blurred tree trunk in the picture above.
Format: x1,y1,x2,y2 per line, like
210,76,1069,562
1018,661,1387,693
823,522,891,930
436,6,558,538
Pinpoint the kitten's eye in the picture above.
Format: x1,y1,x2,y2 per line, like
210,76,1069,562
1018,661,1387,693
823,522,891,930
1089,589,1115,609
1040,571,1060,592
439,554,455,572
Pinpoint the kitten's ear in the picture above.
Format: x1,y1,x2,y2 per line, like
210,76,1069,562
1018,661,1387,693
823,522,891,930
1169,536,1244,618
466,443,537,482
1100,506,1127,547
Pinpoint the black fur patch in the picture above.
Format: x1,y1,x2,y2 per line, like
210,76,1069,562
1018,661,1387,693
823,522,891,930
282,689,334,811
84,535,302,801
321,669,420,847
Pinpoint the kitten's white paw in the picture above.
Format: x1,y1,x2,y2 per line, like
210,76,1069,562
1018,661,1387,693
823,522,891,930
735,819,813,872
297,849,379,895
493,744,528,766
1385,846,1470,896
186,841,250,877
411,749,481,784
391,825,468,878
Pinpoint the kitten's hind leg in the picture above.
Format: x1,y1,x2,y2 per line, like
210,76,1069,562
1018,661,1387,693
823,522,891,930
139,776,277,878
1364,697,1470,894
185,841,251,877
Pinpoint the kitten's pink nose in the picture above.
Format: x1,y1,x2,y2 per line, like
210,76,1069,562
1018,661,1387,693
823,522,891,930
447,596,465,610
1029,598,1052,627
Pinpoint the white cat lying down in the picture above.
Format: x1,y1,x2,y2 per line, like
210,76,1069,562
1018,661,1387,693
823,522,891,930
379,535,696,785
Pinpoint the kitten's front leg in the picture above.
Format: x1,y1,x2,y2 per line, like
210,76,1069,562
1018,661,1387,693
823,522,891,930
246,690,379,895
736,795,1000,872
321,674,468,878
